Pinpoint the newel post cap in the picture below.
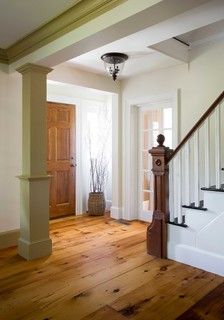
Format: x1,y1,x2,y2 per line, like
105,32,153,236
149,134,173,173
149,134,173,156
149,134,167,156
157,134,165,147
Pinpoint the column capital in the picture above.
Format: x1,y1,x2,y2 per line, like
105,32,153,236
16,63,52,75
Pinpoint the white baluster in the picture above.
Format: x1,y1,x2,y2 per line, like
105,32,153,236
177,153,182,224
173,157,178,222
184,141,190,205
169,160,174,222
194,131,199,207
215,105,221,189
204,119,210,188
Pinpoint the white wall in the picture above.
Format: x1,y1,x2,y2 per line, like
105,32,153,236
121,38,224,139
0,66,22,232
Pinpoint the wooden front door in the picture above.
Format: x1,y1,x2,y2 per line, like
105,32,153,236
47,102,76,219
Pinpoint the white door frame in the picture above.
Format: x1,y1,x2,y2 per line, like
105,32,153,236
122,90,180,221
47,92,116,216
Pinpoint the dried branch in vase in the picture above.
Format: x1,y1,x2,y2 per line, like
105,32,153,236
88,135,109,193
89,157,108,193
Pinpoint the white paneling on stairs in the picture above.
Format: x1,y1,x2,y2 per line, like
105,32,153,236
168,190,224,277
167,92,224,277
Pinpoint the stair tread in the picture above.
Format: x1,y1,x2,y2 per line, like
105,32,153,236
167,221,188,228
201,185,224,192
182,200,207,211
168,216,187,228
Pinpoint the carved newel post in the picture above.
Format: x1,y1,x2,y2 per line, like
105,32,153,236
147,134,173,258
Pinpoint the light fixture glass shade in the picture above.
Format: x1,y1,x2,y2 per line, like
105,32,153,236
101,52,128,81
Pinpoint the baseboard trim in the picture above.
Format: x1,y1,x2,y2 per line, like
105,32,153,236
168,242,224,277
110,206,123,220
106,200,112,210
0,229,20,250
138,211,152,222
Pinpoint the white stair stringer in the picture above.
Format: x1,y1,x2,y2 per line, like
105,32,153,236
167,241,224,277
168,194,224,276
184,209,217,232
168,223,196,246
196,211,224,256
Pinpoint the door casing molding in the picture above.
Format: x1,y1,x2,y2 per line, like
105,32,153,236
47,92,115,216
122,90,180,221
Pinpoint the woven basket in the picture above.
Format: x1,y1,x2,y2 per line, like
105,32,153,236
88,192,106,216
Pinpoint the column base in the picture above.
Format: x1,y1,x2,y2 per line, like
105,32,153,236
18,237,52,260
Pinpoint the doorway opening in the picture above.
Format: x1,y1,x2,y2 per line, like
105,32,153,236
123,92,179,222
47,81,113,219
138,105,173,222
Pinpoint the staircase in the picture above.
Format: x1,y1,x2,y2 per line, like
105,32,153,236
147,91,224,277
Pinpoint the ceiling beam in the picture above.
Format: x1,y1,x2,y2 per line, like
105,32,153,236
6,0,223,69
2,0,128,64
25,0,212,69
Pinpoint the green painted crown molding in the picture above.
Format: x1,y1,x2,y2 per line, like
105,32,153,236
0,48,9,64
0,0,127,65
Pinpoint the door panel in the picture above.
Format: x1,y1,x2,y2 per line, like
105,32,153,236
57,128,70,160
47,102,76,219
47,127,56,161
57,171,70,204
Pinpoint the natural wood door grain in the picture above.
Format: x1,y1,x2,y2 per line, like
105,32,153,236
47,102,76,218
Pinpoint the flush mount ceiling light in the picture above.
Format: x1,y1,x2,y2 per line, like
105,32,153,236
101,52,128,81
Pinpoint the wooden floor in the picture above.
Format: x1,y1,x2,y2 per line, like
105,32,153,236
0,216,224,320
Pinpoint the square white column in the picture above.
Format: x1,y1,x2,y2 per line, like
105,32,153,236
17,63,52,260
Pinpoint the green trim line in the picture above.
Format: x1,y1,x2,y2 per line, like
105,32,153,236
0,48,9,64
1,0,127,64
17,174,52,181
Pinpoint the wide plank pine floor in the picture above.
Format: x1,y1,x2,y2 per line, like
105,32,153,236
0,216,223,320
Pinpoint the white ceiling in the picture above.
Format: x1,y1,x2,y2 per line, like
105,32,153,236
177,19,224,46
68,18,224,79
68,34,182,79
0,0,81,48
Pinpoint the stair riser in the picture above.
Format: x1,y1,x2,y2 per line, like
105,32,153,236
168,224,196,246
196,212,224,255
168,212,224,276
184,209,217,232
203,190,224,213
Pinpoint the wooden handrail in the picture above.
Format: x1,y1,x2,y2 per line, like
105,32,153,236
168,90,224,163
